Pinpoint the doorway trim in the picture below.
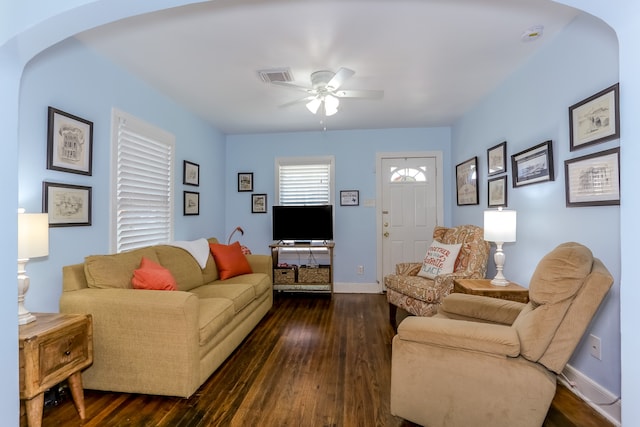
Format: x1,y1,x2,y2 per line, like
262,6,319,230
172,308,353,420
375,151,444,290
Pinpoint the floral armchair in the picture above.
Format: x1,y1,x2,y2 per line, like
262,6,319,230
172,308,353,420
384,225,490,327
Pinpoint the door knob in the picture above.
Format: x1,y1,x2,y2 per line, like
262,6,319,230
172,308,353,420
384,232,389,237
384,222,389,227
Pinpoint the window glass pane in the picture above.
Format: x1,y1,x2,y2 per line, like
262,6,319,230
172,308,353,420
389,166,427,182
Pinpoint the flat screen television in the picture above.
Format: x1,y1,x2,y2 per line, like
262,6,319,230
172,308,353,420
272,205,333,242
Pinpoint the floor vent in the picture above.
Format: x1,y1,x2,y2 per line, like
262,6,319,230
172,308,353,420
257,68,293,83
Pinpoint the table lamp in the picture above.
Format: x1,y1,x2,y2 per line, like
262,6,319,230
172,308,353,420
18,211,49,325
483,207,516,286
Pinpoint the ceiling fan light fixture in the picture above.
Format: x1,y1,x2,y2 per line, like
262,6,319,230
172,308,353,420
324,94,339,116
306,98,322,114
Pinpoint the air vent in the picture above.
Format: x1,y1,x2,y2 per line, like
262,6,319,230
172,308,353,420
257,68,293,83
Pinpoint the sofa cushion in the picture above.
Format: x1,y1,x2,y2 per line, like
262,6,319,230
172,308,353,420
218,273,272,298
191,284,256,313
84,247,160,289
132,257,177,290
198,298,235,345
417,241,462,279
154,245,204,291
209,242,253,280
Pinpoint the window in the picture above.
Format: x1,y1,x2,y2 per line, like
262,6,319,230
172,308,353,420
111,109,175,253
276,156,334,205
390,166,427,182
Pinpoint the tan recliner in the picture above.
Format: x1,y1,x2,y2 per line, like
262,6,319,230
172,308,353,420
390,242,613,427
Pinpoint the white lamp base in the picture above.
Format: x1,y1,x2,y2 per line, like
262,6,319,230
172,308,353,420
491,242,510,287
18,258,36,325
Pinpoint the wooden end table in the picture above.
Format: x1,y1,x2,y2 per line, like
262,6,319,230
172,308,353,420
453,278,529,303
19,313,93,427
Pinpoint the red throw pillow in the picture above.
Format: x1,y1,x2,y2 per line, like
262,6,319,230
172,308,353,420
132,257,177,290
209,241,253,280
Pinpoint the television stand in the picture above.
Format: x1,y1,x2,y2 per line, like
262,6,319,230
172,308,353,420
269,241,335,295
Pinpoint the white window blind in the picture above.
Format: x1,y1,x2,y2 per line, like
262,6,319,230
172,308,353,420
276,157,334,205
112,109,174,253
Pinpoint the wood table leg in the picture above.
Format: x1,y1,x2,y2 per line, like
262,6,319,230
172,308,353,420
67,372,87,419
25,393,44,427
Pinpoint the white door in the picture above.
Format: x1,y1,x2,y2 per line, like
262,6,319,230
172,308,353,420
379,155,441,286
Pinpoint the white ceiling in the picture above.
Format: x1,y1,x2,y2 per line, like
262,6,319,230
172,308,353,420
75,0,580,135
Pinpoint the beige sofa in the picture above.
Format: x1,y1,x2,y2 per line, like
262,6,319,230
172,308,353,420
60,238,272,398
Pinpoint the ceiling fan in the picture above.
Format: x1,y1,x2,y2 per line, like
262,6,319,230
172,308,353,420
272,67,383,116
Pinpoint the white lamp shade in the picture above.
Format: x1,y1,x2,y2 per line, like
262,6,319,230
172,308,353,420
323,94,339,116
484,209,516,243
306,97,322,114
18,213,49,259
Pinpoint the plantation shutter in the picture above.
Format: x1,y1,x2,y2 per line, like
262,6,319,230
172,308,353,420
112,110,174,253
278,159,333,205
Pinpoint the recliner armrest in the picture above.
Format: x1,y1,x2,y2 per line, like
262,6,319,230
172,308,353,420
397,315,520,357
439,293,526,325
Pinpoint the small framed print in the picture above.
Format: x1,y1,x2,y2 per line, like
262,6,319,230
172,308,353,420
47,107,93,176
569,83,620,151
238,172,253,192
487,141,507,176
184,191,199,215
511,140,554,187
456,156,479,206
340,190,359,206
488,175,508,208
42,181,92,227
252,194,267,213
565,147,620,207
183,160,199,186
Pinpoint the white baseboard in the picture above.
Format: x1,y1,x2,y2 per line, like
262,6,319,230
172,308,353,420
333,282,382,293
560,364,621,426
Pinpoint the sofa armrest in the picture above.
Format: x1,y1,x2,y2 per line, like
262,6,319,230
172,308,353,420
397,315,520,357
246,254,272,277
439,293,526,325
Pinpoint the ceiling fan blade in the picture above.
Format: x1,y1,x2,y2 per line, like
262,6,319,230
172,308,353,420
335,89,384,99
271,81,314,93
327,67,355,90
278,95,317,109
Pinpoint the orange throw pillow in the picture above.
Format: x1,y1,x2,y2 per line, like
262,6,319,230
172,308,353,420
132,257,177,290
209,241,253,280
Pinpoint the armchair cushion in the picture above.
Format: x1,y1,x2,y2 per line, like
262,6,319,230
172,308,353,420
417,240,462,279
438,293,525,325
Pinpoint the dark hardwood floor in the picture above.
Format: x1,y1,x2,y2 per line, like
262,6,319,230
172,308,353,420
27,293,614,426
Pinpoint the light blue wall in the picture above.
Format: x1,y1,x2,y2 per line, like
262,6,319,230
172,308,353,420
226,128,452,286
452,13,620,395
18,37,226,314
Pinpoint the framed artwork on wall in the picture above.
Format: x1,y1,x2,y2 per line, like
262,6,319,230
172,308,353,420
183,160,200,186
340,190,359,206
487,141,507,176
569,83,620,151
252,194,267,213
488,175,508,208
456,156,479,206
564,147,620,207
42,181,92,227
184,191,199,215
47,107,93,176
511,140,554,187
238,172,253,192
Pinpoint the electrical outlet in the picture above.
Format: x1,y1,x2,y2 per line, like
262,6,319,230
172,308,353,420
589,334,602,360
357,265,364,275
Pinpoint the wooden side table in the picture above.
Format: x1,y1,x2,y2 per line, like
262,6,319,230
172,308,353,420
19,313,93,427
453,278,529,303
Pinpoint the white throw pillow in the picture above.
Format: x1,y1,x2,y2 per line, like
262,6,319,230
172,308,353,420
417,240,462,279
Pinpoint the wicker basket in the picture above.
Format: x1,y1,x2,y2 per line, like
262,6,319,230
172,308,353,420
298,265,331,283
274,267,297,284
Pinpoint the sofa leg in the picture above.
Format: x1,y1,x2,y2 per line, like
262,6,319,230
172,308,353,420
389,303,397,331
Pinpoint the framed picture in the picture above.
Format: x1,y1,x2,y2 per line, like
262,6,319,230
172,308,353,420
487,141,507,176
488,175,508,208
47,107,93,176
252,194,267,213
183,160,199,186
511,140,554,187
564,147,620,207
456,157,479,206
238,172,253,192
340,190,359,206
569,83,620,151
184,191,199,215
42,182,92,227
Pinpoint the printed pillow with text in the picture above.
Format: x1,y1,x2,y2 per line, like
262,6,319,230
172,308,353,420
417,240,462,279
